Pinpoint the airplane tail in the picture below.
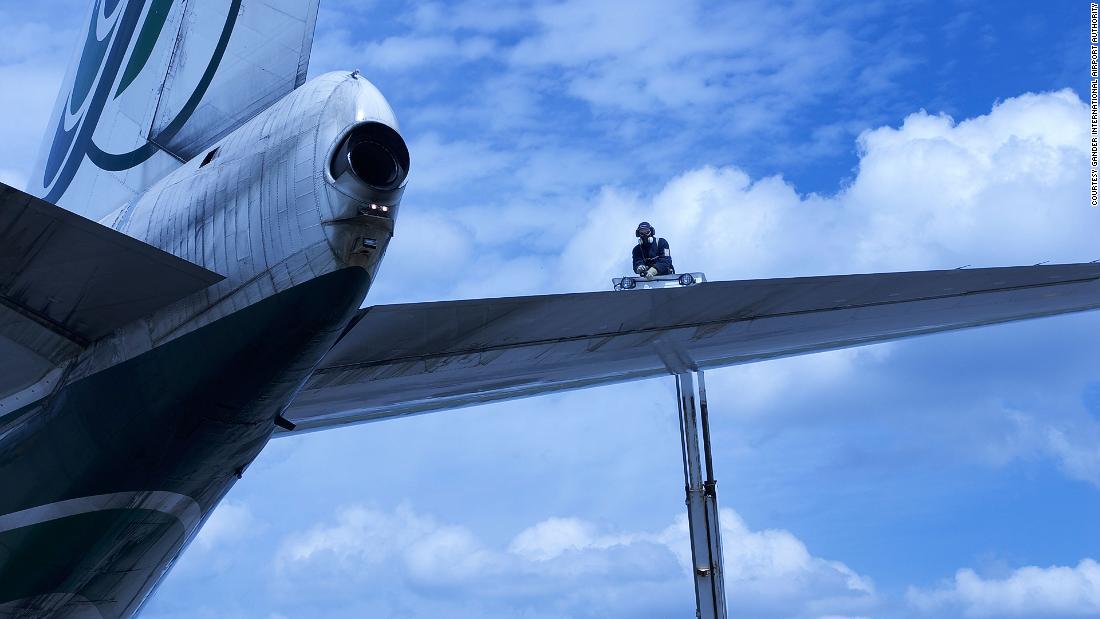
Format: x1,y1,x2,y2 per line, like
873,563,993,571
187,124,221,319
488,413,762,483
29,0,321,221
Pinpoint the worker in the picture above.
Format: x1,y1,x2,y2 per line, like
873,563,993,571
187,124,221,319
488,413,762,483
632,221,674,280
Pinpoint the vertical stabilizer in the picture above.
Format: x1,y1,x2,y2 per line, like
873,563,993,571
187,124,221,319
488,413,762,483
29,0,320,220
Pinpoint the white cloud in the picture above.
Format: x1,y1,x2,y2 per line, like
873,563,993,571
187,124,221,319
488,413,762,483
403,522,494,583
986,411,1100,489
908,559,1100,617
508,516,606,561
164,499,264,580
554,88,1091,293
276,504,875,617
1044,425,1100,486
509,0,857,118
845,90,1089,270
659,509,876,614
708,345,893,416
404,133,515,194
310,20,497,76
310,0,917,175
409,1,532,34
277,504,495,584
361,35,497,71
192,499,258,552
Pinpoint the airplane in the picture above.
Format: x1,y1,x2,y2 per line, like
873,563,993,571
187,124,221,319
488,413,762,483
1,1,1099,617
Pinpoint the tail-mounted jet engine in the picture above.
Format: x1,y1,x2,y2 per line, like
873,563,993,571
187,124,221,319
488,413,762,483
329,121,410,213
324,121,410,270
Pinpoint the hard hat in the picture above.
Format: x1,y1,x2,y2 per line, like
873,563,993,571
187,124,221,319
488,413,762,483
635,221,655,237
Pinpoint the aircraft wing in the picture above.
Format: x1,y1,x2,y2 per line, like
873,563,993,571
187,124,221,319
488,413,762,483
280,263,1100,433
0,182,223,411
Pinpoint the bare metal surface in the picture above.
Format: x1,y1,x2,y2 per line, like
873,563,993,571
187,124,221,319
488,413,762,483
282,263,1100,431
69,72,401,384
676,371,726,619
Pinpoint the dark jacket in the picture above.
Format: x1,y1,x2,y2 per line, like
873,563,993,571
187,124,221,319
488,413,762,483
632,237,674,275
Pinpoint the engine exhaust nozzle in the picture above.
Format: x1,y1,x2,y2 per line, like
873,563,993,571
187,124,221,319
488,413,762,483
330,121,410,207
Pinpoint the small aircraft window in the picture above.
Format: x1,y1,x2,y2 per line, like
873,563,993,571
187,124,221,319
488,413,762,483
200,147,219,168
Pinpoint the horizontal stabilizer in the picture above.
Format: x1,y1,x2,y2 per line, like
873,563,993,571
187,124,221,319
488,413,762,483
282,263,1100,433
150,0,321,160
0,182,223,402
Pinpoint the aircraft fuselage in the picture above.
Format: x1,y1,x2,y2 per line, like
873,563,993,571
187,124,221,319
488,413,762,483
0,72,404,618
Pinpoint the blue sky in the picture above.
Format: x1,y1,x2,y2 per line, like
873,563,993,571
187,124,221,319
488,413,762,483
3,1,1099,618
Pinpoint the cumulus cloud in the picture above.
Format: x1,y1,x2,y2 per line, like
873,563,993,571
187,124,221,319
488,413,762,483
0,9,74,186
404,133,515,194
1044,425,1100,486
310,0,924,187
277,505,495,585
665,510,876,616
313,32,497,73
408,1,532,34
907,559,1100,617
555,88,1091,292
275,504,875,618
165,500,264,579
508,516,613,561
989,411,1100,490
509,0,860,118
192,499,259,552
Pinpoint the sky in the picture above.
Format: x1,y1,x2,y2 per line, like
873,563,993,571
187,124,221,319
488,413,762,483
3,1,1100,618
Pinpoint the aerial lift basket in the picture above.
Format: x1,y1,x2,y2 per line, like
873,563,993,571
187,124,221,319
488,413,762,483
612,272,707,291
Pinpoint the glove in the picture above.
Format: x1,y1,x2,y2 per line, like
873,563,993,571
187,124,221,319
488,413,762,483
645,267,659,281
636,264,648,275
